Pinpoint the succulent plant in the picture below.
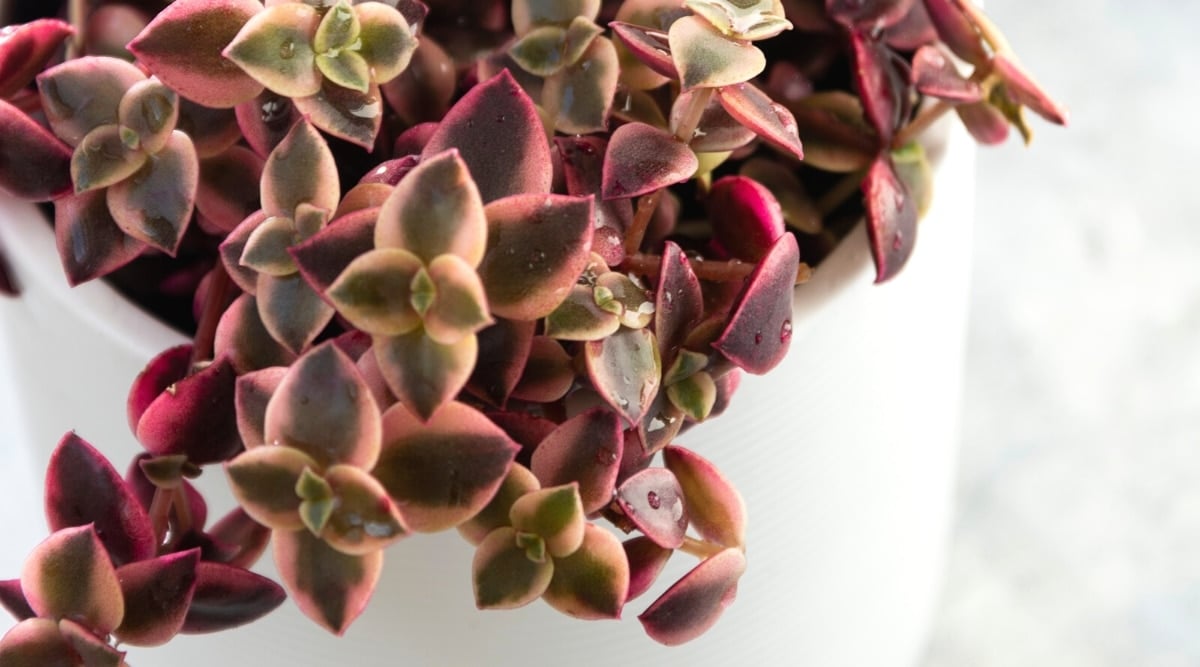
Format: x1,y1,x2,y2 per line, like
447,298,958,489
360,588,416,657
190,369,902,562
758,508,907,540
0,0,1065,659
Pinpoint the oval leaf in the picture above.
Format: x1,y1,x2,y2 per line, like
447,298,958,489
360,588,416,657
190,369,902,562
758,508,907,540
291,78,384,150
0,19,74,99
472,527,554,610
716,81,805,159
181,561,287,634
530,408,623,515
327,248,423,336
912,44,983,103
669,16,765,91
223,3,322,99
257,272,337,355
662,446,746,548
0,99,72,201
654,242,704,364
320,465,407,556
602,122,698,200
375,149,487,266
37,56,144,147
273,529,381,635
106,130,198,256
544,35,619,135
638,547,746,645
261,118,339,219
585,327,662,425
458,464,541,546
114,549,199,647
136,355,242,465
615,468,688,549
712,233,799,374
624,536,672,602
372,328,477,422
543,523,629,620
863,155,917,283
509,484,586,559
466,318,536,408
21,525,124,636
708,175,786,262
0,618,78,666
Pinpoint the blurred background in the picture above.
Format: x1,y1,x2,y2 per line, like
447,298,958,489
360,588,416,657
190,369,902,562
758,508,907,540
920,1,1200,665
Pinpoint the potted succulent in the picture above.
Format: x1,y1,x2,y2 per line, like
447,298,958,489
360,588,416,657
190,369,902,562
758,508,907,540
0,0,1064,664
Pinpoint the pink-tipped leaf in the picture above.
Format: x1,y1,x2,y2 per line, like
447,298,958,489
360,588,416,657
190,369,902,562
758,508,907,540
638,547,746,645
0,19,74,99
21,525,124,636
113,549,199,647
0,99,72,201
375,149,487,266
615,468,688,549
716,81,805,159
291,79,384,150
624,536,672,602
106,130,198,256
273,529,381,635
530,408,624,514
712,233,799,374
663,446,746,548
466,318,536,408
261,119,339,219
911,45,982,103
668,16,766,91
319,465,407,556
181,561,286,634
37,56,144,147
602,122,698,200
863,155,917,283
372,328,478,422
225,445,316,531
585,327,662,425
509,484,587,559
708,175,787,262
135,354,242,465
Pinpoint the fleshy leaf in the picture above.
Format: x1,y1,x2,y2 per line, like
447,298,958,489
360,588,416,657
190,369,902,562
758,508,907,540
662,446,746,548
273,529,382,635
374,401,519,532
510,337,574,403
0,19,74,99
317,465,407,555
422,70,553,203
291,78,384,150
624,536,672,602
545,285,622,342
826,0,916,30
21,525,124,636
114,549,199,647
466,318,536,408
602,123,698,200
712,233,799,374
257,272,337,355
530,408,623,514
236,90,301,158
373,328,477,422
291,207,378,300
956,99,1011,145
543,523,629,620
327,248,423,336
668,16,766,91
0,580,34,622
216,295,299,374
262,118,339,219
638,386,687,456
512,0,601,33
135,355,242,465
892,141,934,219
556,137,631,265
240,215,302,276
424,253,494,345
380,38,455,126
128,0,265,107
510,25,571,77
0,99,72,201
850,30,900,144
609,21,678,80
594,273,655,329
615,468,688,549
70,124,147,193
669,89,755,153
478,194,594,321
472,527,555,610
55,189,147,285
264,342,382,469
667,371,717,421
458,464,541,546
45,433,155,566
224,3,322,99
225,445,315,531
638,547,746,645
37,56,144,147
0,618,78,666
708,175,786,262
863,155,917,283
717,81,804,159
106,130,198,256
993,53,1069,126
355,1,418,84
585,327,662,425
544,35,619,135
181,561,287,634
685,0,792,40
739,157,822,234
922,0,989,66
375,149,487,266
118,78,180,155
654,242,704,364
509,484,586,559
205,508,273,569
911,45,982,103
58,617,125,666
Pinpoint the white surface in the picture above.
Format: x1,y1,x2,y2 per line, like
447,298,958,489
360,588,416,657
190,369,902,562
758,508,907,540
0,108,974,667
919,2,1200,666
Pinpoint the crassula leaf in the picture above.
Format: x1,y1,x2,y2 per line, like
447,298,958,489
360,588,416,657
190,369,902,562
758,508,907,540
224,3,322,99
654,242,704,364
262,118,339,219
319,465,407,555
216,295,299,374
921,0,989,66
128,0,265,108
197,147,265,234
54,189,146,285
70,124,147,193
114,549,199,647
135,354,242,465
509,484,586,559
58,617,126,666
273,529,382,635
556,137,632,265
530,408,623,514
512,0,601,34
181,561,287,634
372,326,477,422
662,446,746,548
264,342,382,469
993,53,1069,126
544,35,619,135
256,272,337,354
0,618,79,666
0,579,34,622
21,525,124,636
624,536,672,602
615,468,688,549
510,336,575,403
712,233,799,375
376,149,487,266
374,401,519,533
478,194,595,321
667,370,717,421
466,318,536,408
542,524,629,620
850,30,900,144
603,123,698,200
610,21,678,81
709,175,786,262
670,89,755,153
911,44,983,103
355,1,418,84
225,445,316,531
717,81,805,160
458,464,541,546
0,99,72,201
291,207,378,300
422,70,553,203
106,130,198,256
0,19,74,99
328,248,423,336
545,285,622,342
45,433,155,566
638,547,746,645
423,254,494,345
204,508,273,569
37,56,144,147
585,327,662,425
863,155,918,283
118,78,180,155
787,91,877,172
472,527,555,610
669,16,766,91
292,78,384,150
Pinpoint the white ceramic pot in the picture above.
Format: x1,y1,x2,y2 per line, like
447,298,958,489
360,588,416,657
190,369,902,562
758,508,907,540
0,122,973,666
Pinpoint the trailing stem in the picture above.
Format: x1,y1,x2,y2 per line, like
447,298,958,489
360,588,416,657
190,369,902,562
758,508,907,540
679,536,727,559
622,252,812,285
623,87,716,256
190,264,233,368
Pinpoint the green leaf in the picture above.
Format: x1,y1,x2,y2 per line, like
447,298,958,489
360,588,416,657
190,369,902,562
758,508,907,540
509,25,570,77
584,327,662,425
71,124,147,193
225,445,317,531
423,254,494,345
372,328,477,422
375,149,487,266
273,529,382,635
117,78,180,155
512,0,601,34
684,0,793,41
316,50,371,94
544,35,619,135
458,464,541,546
472,527,554,610
223,3,322,99
544,285,621,341
327,248,424,336
240,216,301,276
668,16,766,91
542,524,628,620
319,465,407,556
509,484,586,559
663,446,746,548
313,1,361,54
261,118,340,219
256,272,337,355
666,370,717,421
356,2,417,84
20,526,124,636
105,130,198,256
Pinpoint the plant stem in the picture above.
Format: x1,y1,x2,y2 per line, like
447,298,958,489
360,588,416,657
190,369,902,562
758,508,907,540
148,486,173,548
171,487,194,537
891,100,952,150
679,536,727,559
67,0,86,60
623,87,715,256
191,264,233,368
622,252,812,285
815,169,868,218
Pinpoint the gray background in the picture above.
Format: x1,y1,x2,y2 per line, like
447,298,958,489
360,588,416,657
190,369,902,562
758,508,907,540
921,1,1200,665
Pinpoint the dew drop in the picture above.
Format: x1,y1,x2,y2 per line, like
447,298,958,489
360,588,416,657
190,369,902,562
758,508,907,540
753,332,763,345
646,491,661,510
279,39,296,60
892,231,904,252
780,319,793,342
595,448,618,465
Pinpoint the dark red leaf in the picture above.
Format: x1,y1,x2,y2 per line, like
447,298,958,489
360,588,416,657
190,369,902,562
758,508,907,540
911,45,982,103
0,618,78,666
638,547,746,646
115,549,199,647
602,122,698,200
713,233,800,374
54,189,147,286
127,344,192,436
45,433,156,566
863,154,917,283
609,21,677,80
235,90,302,159
555,136,632,266
921,0,989,66
654,242,704,365
0,99,72,201
181,561,287,634
422,70,552,203
466,318,536,408
624,536,672,602
849,30,901,145
708,175,787,262
0,19,74,99
136,355,242,464
827,0,916,30
290,207,378,303
530,408,624,514
196,146,265,234
272,529,381,635
716,82,805,160
993,53,1069,126
204,508,272,569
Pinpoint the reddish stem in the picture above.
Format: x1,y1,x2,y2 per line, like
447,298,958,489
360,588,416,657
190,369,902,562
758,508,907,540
191,264,234,368
622,252,812,285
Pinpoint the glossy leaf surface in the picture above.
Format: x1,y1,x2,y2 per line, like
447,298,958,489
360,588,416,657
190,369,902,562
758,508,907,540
0,99,72,201
713,233,799,374
615,468,688,549
669,16,766,91
530,408,623,514
638,547,746,645
863,155,917,283
602,123,698,200
663,446,746,548
585,327,662,425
